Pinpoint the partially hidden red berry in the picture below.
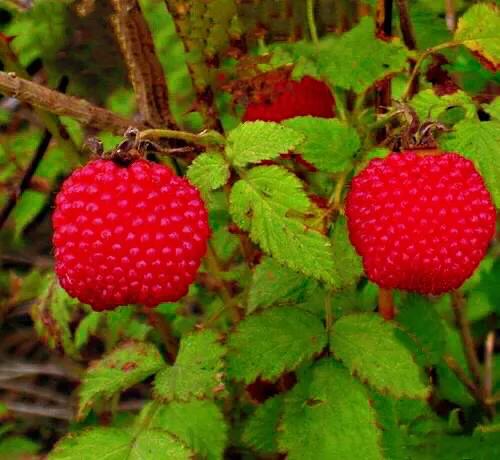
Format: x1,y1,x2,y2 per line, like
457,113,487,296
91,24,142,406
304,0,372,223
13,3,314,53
52,159,210,311
243,75,335,122
345,151,496,295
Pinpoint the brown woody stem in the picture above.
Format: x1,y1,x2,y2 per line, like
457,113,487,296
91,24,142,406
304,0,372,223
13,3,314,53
0,71,138,134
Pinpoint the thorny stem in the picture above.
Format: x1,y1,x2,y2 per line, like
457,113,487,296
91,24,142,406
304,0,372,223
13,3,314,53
443,354,480,399
378,288,395,320
306,0,319,46
450,290,483,385
204,242,242,324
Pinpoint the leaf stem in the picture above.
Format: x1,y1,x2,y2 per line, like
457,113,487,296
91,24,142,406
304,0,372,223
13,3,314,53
378,288,395,320
139,128,225,146
143,308,179,363
306,0,319,46
450,290,483,385
204,242,242,324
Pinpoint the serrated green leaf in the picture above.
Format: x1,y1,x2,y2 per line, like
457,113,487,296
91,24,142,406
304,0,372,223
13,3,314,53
282,117,360,173
48,427,192,460
105,306,153,348
187,152,230,193
226,121,304,167
407,432,500,460
440,119,500,206
318,17,409,93
226,306,327,383
74,312,101,350
279,359,383,460
248,257,318,313
485,96,500,120
152,400,228,460
371,392,408,460
454,3,500,70
330,313,430,398
242,396,283,455
31,278,79,359
396,294,446,366
410,89,477,122
78,341,164,419
330,216,363,290
230,166,335,283
154,330,226,402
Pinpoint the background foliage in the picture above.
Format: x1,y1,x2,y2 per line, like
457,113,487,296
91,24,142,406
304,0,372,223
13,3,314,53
0,0,499,459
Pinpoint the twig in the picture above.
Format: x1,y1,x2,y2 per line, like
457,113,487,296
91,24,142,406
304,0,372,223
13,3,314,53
483,330,495,399
450,290,482,385
396,0,416,50
204,242,242,324
0,381,69,405
306,0,319,45
0,71,138,134
0,361,79,380
110,0,175,128
2,401,73,420
443,354,479,398
139,128,225,146
378,288,395,320
445,0,456,32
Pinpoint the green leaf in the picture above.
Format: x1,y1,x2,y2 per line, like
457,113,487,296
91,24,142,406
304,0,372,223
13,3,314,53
440,119,500,206
410,89,477,122
396,294,446,366
454,3,500,70
485,96,500,121
242,396,283,455
408,432,500,460
330,313,430,398
0,436,40,458
248,257,317,313
187,151,230,193
279,359,383,460
74,312,101,350
318,17,409,93
282,117,360,173
154,330,226,401
226,306,327,383
225,121,304,167
330,216,363,290
48,427,192,460
78,341,164,419
31,278,79,358
371,393,408,460
152,400,228,460
230,166,335,283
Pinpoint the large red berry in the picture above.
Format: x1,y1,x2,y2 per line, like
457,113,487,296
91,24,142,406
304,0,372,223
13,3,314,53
243,75,335,122
52,159,209,311
345,152,496,295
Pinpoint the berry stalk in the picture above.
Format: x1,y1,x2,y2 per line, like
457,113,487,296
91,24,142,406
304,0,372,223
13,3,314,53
378,288,395,321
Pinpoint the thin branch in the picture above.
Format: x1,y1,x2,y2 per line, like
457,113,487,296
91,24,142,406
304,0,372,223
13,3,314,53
445,0,456,32
0,71,138,134
110,0,175,128
396,0,416,50
2,401,73,420
450,290,483,385
306,0,319,45
483,330,495,399
0,127,51,230
0,381,69,405
443,354,479,398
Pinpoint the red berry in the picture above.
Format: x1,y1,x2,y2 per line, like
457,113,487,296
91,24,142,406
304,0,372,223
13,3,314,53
52,159,210,311
345,152,496,295
243,75,335,122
